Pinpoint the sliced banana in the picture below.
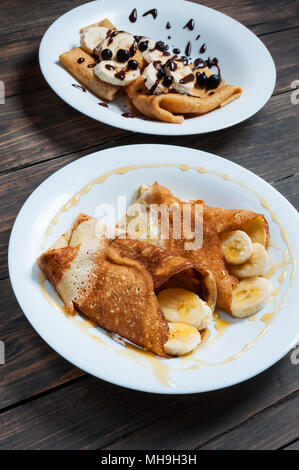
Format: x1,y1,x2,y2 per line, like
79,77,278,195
100,31,136,60
221,230,253,265
94,61,140,86
229,243,269,278
142,62,169,93
231,276,270,318
169,61,195,95
164,322,201,356
80,26,108,55
142,39,169,64
157,288,212,330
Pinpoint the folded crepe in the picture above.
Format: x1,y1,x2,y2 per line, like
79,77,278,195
127,183,270,313
125,76,242,124
38,213,216,357
59,18,144,102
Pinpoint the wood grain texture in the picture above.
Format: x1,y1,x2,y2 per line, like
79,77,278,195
0,278,83,410
199,391,299,449
283,439,299,450
0,353,297,450
0,0,298,451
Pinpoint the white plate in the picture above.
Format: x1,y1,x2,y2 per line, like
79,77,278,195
39,0,276,136
9,145,299,394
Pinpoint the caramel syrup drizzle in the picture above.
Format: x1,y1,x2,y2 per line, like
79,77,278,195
38,163,296,386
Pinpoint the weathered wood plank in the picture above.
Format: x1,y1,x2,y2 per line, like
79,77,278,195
0,0,297,38
0,352,297,449
283,439,299,450
0,278,83,410
199,392,299,449
1,87,298,175
105,356,299,450
0,86,126,172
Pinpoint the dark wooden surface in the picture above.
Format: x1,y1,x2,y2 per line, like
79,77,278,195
0,0,298,450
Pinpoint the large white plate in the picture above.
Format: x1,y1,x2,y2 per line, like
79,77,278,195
39,0,276,136
9,145,299,394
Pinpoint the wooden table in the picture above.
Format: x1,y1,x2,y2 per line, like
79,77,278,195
0,0,298,450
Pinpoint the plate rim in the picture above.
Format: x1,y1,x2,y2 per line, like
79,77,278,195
8,144,299,394
38,0,276,136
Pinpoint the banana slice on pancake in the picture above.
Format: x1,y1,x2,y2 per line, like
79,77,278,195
221,230,253,265
229,243,269,278
164,322,201,356
157,288,212,330
231,277,270,318
80,26,109,55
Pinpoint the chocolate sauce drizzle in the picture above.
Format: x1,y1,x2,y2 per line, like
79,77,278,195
185,41,191,56
99,102,108,108
77,57,85,64
72,84,86,92
183,19,194,30
143,9,158,19
200,43,207,53
166,21,171,29
122,112,135,118
129,8,137,22
179,73,194,84
105,64,114,70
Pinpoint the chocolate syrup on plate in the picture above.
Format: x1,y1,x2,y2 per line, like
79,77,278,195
183,19,194,30
99,102,108,108
166,21,171,29
185,41,191,56
129,8,137,22
72,84,86,92
200,43,207,53
143,8,158,19
122,112,135,118
196,34,200,40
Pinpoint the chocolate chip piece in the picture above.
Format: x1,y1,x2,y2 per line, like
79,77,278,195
117,49,130,62
138,40,149,52
196,71,208,87
128,59,139,70
162,75,173,87
101,49,112,60
207,74,221,89
155,41,165,51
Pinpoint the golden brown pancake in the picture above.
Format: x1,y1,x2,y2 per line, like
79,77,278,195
38,213,216,357
125,76,242,123
128,182,270,313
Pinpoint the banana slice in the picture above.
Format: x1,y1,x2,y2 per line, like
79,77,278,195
221,230,253,265
142,62,169,94
229,243,269,278
164,322,201,356
80,26,108,55
157,288,212,330
231,276,270,318
94,61,140,86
